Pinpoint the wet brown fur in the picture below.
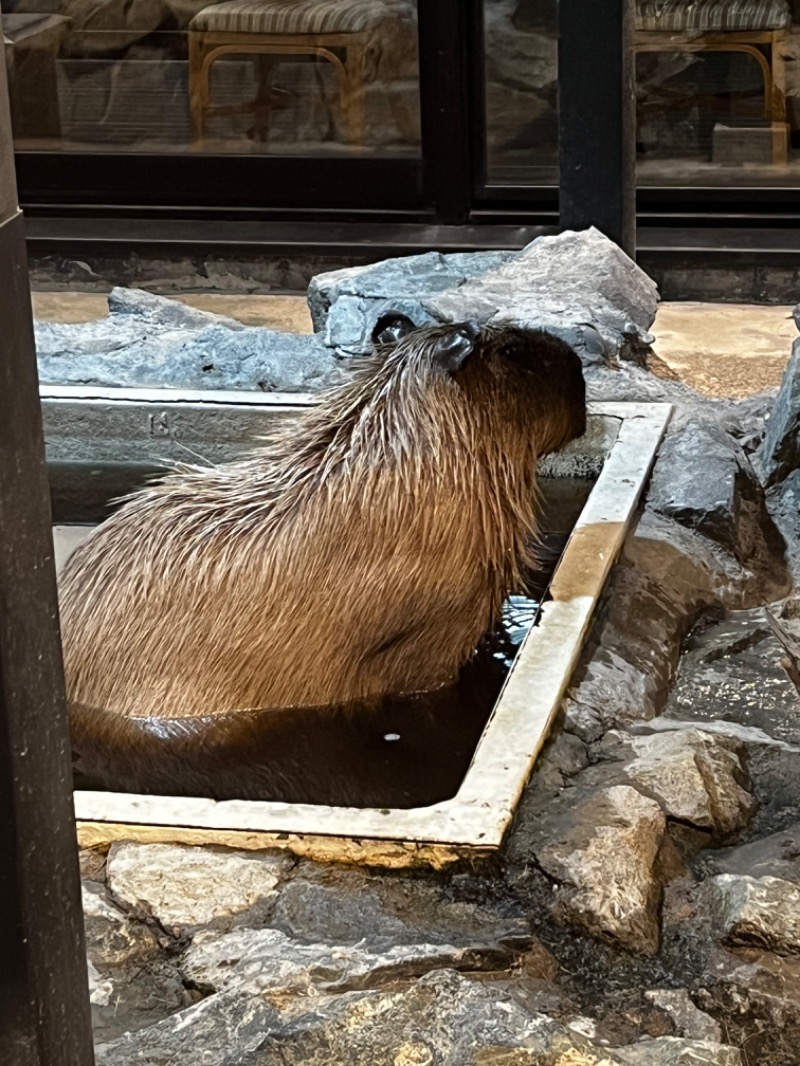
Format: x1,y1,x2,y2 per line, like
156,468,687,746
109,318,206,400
59,322,586,722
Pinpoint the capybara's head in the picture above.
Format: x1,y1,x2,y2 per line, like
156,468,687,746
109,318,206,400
371,320,586,458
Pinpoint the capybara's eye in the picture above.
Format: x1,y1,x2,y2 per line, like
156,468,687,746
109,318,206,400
371,314,416,347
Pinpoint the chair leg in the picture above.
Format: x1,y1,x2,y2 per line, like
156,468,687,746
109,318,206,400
188,34,208,145
251,55,277,142
769,34,788,165
344,43,366,147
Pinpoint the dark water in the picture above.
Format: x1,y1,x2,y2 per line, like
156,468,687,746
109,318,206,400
72,476,595,809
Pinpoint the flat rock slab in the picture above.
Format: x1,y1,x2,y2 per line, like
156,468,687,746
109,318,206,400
647,419,783,569
96,988,280,1066
183,926,527,997
83,881,189,1041
106,843,293,933
93,969,742,1066
310,228,659,365
269,862,530,950
664,612,800,747
35,287,344,393
708,874,800,954
644,989,722,1043
710,823,800,883
527,784,666,955
758,334,800,486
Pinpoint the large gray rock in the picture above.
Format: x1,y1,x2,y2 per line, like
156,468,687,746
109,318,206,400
96,988,280,1066
83,881,189,1042
309,229,659,365
91,968,743,1066
610,1038,742,1066
647,420,785,569
644,989,723,1043
524,784,666,955
182,926,526,996
269,862,530,950
106,843,292,933
710,823,800,883
562,506,789,745
758,335,800,486
664,609,800,748
597,728,755,840
767,469,800,577
307,249,515,339
708,874,800,954
35,287,344,392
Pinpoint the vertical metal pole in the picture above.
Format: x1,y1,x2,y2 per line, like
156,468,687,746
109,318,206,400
557,0,636,257
418,0,472,224
0,12,95,1065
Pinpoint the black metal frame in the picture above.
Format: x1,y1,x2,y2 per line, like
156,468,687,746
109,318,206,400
12,2,800,253
0,11,95,1065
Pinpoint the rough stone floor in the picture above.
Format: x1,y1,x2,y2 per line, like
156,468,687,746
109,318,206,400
31,292,795,400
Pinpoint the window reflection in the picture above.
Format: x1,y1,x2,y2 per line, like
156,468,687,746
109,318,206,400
2,0,420,155
636,0,795,186
483,0,558,185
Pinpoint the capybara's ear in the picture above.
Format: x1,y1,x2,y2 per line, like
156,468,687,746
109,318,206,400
432,322,480,375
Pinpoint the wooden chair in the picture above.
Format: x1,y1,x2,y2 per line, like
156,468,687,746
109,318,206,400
634,0,793,163
187,0,395,146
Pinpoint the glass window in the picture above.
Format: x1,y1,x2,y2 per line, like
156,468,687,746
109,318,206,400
2,0,420,156
635,0,798,186
482,0,558,186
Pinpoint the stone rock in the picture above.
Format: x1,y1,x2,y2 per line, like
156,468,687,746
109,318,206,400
83,880,162,967
306,249,516,335
95,989,280,1066
87,959,114,1008
598,728,755,839
629,717,799,752
647,420,785,569
708,874,800,954
270,862,530,950
310,229,658,365
644,989,722,1043
35,287,344,393
97,967,739,1066
609,1038,742,1065
525,784,666,954
563,504,788,746
426,229,658,366
710,823,800,883
758,335,800,486
83,881,190,1042
182,926,527,997
767,469,800,577
664,611,800,748
106,843,292,933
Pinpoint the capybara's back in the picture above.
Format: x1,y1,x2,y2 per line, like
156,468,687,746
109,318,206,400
59,322,586,721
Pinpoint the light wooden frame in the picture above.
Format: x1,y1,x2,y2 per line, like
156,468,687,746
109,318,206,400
188,26,370,145
635,28,790,164
52,397,672,869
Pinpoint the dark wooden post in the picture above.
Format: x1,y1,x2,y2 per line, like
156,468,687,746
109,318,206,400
0,12,95,1065
557,0,637,257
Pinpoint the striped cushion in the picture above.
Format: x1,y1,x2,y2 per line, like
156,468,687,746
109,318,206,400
635,0,791,31
190,0,392,34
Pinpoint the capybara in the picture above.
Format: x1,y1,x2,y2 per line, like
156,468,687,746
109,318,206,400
59,322,586,730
